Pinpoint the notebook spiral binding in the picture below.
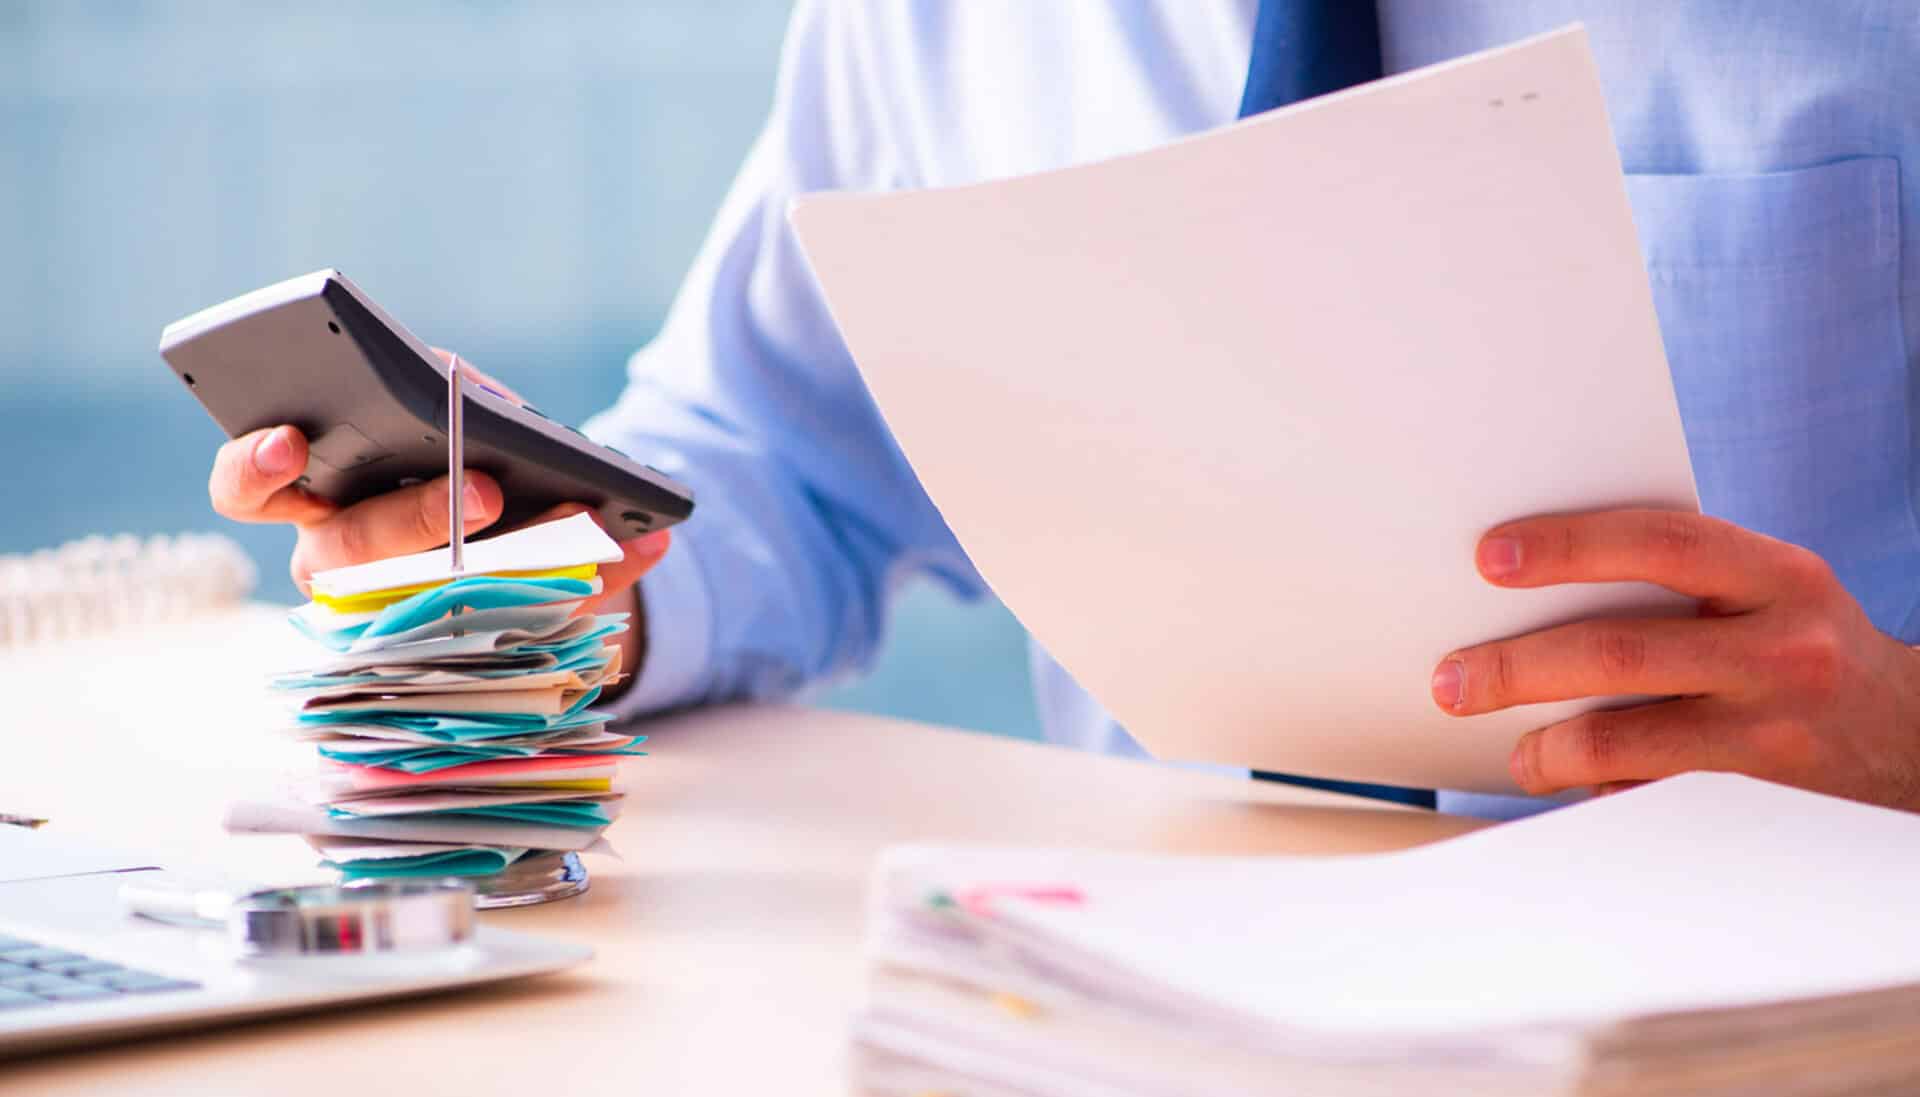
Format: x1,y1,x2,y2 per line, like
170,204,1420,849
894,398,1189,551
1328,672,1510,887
0,532,256,648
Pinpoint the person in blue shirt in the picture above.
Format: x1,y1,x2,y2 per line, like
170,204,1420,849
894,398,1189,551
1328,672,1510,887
204,2,1920,818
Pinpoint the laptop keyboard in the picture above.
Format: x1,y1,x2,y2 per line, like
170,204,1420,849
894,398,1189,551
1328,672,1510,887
0,934,199,1010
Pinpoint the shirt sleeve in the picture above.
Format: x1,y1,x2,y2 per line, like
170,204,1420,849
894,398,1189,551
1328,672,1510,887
583,0,984,717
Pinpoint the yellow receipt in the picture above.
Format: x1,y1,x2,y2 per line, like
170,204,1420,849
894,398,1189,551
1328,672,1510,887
311,563,599,613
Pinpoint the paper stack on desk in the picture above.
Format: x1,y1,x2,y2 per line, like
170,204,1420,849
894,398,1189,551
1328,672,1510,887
856,774,1920,1097
226,513,641,879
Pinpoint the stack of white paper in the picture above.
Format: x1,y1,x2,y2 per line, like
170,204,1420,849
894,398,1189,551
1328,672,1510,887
226,514,640,879
858,774,1920,1096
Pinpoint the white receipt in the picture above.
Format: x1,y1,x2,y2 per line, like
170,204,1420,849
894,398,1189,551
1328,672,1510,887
309,513,622,599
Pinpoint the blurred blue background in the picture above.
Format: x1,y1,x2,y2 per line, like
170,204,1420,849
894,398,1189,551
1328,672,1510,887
0,1,1040,740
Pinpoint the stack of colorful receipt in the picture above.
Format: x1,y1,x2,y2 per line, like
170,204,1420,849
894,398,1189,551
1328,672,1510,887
226,513,639,880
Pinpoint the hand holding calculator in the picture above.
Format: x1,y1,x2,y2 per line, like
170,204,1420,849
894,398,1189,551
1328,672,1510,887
160,269,695,540
160,270,691,602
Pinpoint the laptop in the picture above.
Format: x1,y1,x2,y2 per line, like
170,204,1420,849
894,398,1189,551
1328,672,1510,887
0,825,590,1057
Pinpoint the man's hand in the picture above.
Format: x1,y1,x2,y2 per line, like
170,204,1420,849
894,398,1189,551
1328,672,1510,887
1430,510,1920,810
209,421,508,592
205,355,671,695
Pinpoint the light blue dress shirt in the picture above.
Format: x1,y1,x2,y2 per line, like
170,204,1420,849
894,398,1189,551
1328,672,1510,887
586,1,1920,818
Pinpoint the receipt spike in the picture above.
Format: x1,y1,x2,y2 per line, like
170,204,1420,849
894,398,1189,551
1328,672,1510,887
447,353,466,577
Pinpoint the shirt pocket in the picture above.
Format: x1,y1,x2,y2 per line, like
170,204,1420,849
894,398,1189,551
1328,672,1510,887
1624,157,1918,635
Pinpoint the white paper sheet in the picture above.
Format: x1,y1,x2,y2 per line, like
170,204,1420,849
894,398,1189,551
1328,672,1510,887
308,838,529,865
289,668,589,701
300,685,582,717
790,26,1697,793
225,799,607,851
309,512,622,599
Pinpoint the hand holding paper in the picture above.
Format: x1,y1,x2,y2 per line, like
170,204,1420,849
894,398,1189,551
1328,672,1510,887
789,25,1697,793
1435,508,1920,807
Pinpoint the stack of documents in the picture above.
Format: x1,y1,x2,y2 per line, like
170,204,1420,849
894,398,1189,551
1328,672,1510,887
855,774,1920,1096
227,514,639,879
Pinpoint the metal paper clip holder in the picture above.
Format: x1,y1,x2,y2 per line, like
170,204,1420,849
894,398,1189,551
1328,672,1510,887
443,357,589,909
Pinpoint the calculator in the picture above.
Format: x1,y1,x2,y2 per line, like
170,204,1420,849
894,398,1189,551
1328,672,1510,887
159,269,695,539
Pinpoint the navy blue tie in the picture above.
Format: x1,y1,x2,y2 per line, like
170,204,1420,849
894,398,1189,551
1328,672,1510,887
1238,0,1384,117
1236,1,1435,810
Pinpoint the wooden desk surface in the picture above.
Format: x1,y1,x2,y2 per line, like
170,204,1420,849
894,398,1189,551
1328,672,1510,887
0,608,1486,1094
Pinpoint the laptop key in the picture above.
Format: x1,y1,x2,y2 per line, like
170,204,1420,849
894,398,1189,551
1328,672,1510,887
0,975,65,993
0,936,198,1001
8,948,88,968
34,984,118,1003
79,970,199,994
4,974,96,995
0,988,46,1010
38,959,122,978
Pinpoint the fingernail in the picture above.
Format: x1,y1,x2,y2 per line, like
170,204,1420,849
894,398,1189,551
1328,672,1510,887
1479,536,1523,578
461,478,485,512
1431,660,1465,709
635,530,671,555
253,428,294,475
1510,732,1538,789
